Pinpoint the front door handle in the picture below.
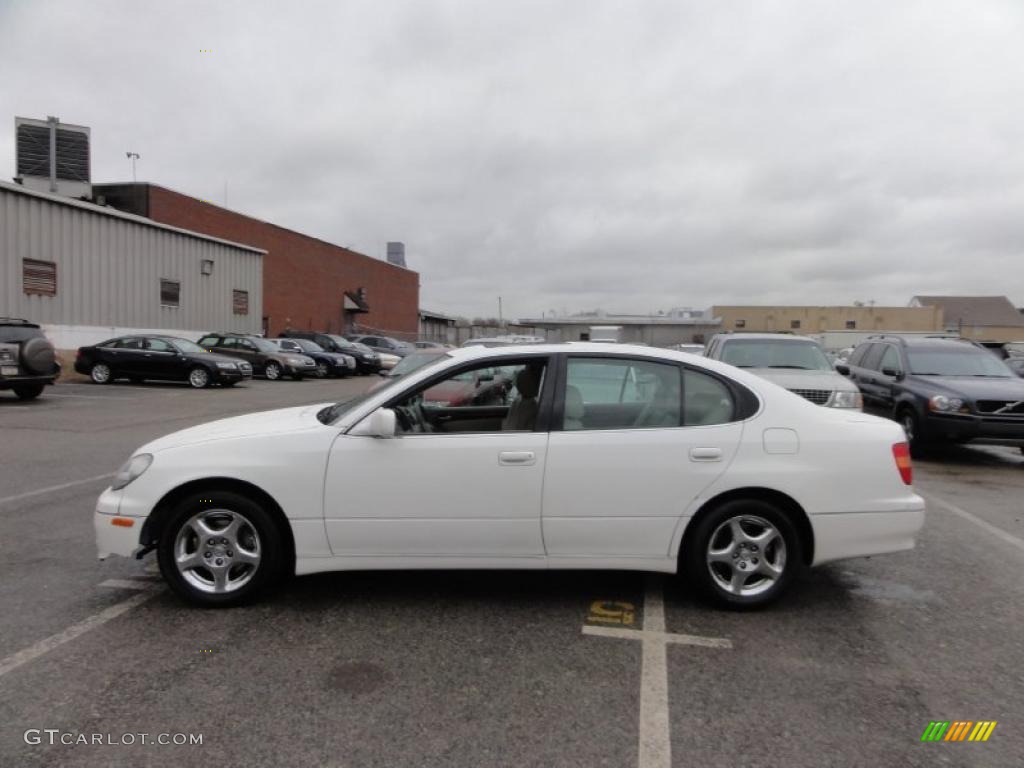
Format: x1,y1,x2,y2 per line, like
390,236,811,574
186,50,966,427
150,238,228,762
499,451,536,466
689,447,723,462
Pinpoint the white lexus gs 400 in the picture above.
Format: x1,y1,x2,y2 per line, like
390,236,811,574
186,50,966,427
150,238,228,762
94,343,925,609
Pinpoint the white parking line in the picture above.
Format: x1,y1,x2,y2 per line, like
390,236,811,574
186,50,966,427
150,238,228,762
98,579,159,591
925,493,1024,554
582,576,732,768
0,473,114,506
0,591,156,679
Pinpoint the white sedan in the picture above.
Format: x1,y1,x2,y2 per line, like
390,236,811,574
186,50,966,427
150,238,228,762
95,343,925,609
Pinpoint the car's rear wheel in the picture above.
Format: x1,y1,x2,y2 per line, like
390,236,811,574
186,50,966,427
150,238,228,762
188,367,210,388
684,499,801,609
90,362,112,384
157,491,282,607
13,382,45,400
264,362,282,381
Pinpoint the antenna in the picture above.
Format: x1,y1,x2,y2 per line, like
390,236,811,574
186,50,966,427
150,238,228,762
126,151,140,182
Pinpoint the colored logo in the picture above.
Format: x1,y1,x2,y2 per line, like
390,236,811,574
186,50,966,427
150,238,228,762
921,721,997,742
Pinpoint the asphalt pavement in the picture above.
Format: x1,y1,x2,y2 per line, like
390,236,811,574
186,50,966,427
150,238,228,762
0,378,1021,767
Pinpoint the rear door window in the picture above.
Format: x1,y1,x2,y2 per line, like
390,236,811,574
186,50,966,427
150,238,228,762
860,344,885,371
563,357,682,430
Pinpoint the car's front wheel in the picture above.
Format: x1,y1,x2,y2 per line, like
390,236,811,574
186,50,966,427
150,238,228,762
897,406,927,457
684,499,801,609
188,367,211,388
315,362,329,378
264,362,282,381
157,491,282,607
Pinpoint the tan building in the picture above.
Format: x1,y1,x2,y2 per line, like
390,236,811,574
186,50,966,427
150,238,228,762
910,296,1024,342
712,305,943,334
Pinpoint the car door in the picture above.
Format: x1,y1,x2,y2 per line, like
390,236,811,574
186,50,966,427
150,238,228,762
541,355,744,560
323,355,552,559
142,337,185,380
223,337,259,369
108,337,148,377
852,343,886,408
873,344,904,409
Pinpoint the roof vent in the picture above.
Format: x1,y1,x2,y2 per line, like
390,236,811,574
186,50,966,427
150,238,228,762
14,115,91,198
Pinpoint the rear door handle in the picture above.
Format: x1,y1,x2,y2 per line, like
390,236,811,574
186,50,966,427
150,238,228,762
499,451,536,466
689,447,723,462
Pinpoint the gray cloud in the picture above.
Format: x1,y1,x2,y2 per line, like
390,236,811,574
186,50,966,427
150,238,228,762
3,0,1024,319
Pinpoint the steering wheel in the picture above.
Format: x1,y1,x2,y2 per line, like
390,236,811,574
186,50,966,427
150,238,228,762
394,400,433,433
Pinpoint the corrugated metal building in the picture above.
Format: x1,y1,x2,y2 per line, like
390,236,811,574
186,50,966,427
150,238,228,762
1,180,265,349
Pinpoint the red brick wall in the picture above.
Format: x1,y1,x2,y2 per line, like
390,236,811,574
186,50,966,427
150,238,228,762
145,185,420,338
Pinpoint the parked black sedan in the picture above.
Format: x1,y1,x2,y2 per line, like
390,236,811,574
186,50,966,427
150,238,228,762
75,335,253,388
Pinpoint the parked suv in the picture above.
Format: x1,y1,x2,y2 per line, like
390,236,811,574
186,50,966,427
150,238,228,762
841,335,1024,454
704,333,862,409
0,318,59,400
197,333,316,380
279,330,382,374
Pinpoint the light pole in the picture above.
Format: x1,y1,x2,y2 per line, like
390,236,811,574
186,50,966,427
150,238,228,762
126,152,140,181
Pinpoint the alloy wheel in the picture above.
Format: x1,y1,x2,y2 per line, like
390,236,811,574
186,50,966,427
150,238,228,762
706,515,787,597
173,509,262,594
315,362,329,378
189,368,210,388
265,363,281,380
91,363,111,384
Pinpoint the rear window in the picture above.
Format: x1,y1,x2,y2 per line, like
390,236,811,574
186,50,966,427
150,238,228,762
0,325,45,342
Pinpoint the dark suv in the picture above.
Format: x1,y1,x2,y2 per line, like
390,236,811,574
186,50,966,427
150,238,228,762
840,335,1024,454
279,330,382,374
0,318,60,400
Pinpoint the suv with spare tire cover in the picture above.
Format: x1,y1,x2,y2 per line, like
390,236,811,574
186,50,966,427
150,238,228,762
0,318,60,400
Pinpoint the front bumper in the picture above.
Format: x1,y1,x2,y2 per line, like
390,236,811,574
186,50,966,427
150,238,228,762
923,412,1024,446
285,362,317,377
211,366,252,382
94,487,144,559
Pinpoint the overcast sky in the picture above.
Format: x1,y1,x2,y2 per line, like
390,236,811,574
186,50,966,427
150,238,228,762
2,0,1023,320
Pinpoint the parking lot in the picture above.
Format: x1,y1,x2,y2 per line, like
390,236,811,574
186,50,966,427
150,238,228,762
1,378,1022,767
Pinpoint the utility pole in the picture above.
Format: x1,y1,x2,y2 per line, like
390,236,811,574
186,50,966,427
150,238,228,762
498,296,503,327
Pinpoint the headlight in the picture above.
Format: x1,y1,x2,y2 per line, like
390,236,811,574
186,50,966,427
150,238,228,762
286,356,306,365
929,395,965,413
829,391,863,409
111,454,153,491
216,362,236,369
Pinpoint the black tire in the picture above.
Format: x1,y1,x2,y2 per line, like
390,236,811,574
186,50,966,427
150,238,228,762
264,362,282,381
13,382,45,400
896,406,927,457
90,362,113,384
187,367,211,389
683,499,802,610
156,490,283,607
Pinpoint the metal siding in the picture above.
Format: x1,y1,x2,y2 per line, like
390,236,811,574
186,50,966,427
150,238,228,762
0,186,262,336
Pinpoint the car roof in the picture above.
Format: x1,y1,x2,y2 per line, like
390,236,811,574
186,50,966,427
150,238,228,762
715,333,818,343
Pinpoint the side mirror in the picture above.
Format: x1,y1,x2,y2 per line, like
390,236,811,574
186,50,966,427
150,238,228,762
835,364,850,376
358,408,397,438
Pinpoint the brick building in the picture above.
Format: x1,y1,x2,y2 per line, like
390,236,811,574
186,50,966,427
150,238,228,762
94,183,419,338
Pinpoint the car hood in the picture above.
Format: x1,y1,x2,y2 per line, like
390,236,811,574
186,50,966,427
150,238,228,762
191,351,250,366
745,368,858,392
139,403,334,453
908,375,1024,400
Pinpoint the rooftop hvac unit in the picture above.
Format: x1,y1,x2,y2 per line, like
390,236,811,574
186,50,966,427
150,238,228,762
15,116,91,198
386,242,406,268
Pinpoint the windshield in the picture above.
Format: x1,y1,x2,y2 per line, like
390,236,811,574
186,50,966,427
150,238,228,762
326,334,357,350
907,350,1014,377
317,392,379,424
251,338,279,354
350,341,374,354
390,352,449,377
173,339,206,354
720,339,832,371
294,339,324,353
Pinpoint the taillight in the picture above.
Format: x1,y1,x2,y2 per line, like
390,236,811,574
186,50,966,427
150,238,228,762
892,442,912,485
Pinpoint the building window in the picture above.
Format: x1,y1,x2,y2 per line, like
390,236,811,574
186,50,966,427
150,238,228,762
160,279,180,307
846,320,856,329
23,259,57,296
233,289,249,315
735,319,746,329
790,320,801,329
579,332,590,341
201,259,214,276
